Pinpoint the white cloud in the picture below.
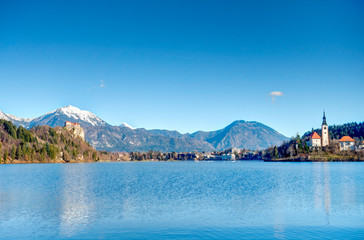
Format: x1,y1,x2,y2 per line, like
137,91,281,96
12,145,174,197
270,91,283,96
100,80,105,88
269,91,283,102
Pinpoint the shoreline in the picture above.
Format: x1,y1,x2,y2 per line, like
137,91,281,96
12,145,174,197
2,159,364,164
263,157,364,162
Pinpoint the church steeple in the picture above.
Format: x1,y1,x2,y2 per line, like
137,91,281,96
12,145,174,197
321,111,329,146
322,111,327,125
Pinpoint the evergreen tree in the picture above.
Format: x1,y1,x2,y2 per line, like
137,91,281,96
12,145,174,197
92,152,97,161
40,145,47,162
274,146,279,159
2,120,17,138
11,146,16,159
304,141,309,153
45,143,57,160
15,145,22,159
3,150,8,162
72,148,77,158
296,134,303,151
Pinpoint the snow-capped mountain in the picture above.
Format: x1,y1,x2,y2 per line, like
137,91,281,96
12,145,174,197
0,105,108,128
120,122,136,130
28,105,108,128
0,110,34,127
0,105,289,152
0,110,12,121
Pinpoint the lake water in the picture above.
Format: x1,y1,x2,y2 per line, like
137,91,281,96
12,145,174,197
0,161,363,239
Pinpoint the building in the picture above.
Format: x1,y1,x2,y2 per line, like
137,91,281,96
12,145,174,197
203,153,235,161
339,136,355,151
357,141,364,151
307,131,322,147
65,121,80,126
305,111,330,148
321,111,329,146
177,153,199,160
231,148,242,154
221,153,236,161
64,121,85,140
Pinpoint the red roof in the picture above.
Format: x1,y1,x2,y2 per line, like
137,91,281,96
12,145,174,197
65,121,79,125
339,136,355,142
309,132,321,139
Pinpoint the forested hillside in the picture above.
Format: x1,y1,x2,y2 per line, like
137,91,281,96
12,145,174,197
303,122,364,142
0,119,116,164
261,122,364,161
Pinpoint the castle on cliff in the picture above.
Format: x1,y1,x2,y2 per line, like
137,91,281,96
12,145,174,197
64,121,85,140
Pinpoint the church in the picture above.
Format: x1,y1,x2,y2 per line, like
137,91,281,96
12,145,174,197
307,112,330,147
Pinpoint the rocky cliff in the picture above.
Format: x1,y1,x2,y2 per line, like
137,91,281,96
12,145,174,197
64,122,85,140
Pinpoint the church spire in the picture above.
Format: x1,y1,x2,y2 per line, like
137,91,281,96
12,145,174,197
321,110,329,146
322,111,327,125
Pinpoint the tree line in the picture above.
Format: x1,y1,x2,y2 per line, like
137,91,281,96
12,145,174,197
262,122,364,160
0,119,115,163
303,122,364,143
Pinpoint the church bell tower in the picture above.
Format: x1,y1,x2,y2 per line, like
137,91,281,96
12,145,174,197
321,111,329,146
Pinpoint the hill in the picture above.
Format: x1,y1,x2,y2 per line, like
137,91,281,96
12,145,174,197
303,122,364,142
189,120,288,150
0,119,116,164
84,125,215,152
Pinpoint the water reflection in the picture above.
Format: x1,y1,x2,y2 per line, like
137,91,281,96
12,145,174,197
323,163,331,224
59,164,94,237
273,167,286,239
313,163,331,224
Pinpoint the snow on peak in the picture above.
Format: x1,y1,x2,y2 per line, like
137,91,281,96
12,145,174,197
0,110,34,123
6,113,34,122
1,106,108,128
120,122,136,129
0,110,10,121
55,105,106,126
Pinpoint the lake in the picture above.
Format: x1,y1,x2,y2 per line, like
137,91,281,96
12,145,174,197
0,161,363,239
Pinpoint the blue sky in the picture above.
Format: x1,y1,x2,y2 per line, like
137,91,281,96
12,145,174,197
0,0,363,137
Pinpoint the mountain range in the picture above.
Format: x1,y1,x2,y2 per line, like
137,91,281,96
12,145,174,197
0,105,289,152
